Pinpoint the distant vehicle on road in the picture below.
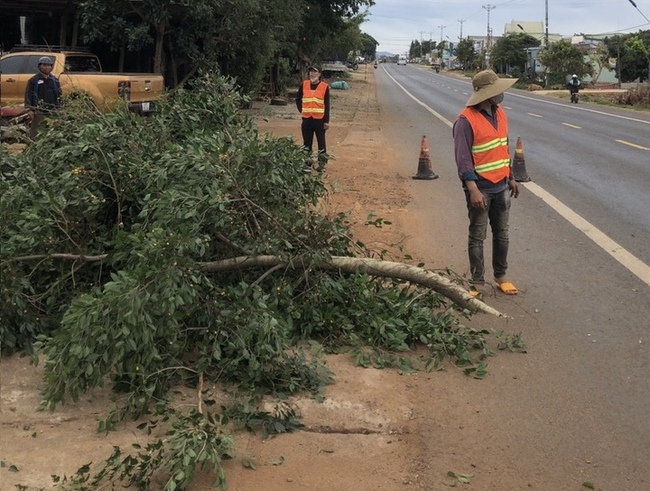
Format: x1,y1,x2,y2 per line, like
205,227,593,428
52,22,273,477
397,55,407,66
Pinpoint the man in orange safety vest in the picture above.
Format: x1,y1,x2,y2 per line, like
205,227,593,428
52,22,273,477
295,64,330,169
453,69,520,296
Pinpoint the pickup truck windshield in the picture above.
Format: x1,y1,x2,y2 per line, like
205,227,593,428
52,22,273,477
63,56,101,72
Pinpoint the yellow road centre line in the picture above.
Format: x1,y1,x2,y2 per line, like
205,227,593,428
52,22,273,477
562,122,582,129
615,139,650,151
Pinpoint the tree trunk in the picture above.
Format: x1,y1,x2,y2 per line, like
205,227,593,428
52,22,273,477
8,253,506,317
154,19,165,74
200,255,506,317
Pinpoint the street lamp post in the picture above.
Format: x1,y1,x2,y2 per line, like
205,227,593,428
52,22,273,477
517,24,538,80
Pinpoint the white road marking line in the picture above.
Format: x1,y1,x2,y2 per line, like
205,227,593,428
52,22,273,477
615,139,650,151
512,92,650,124
528,113,543,118
524,182,650,287
414,68,650,125
562,123,582,129
384,69,650,288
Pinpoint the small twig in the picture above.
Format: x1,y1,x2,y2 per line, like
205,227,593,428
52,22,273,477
2,253,108,264
251,263,285,287
198,372,204,414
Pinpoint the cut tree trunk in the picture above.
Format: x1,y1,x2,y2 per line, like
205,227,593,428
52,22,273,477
200,255,506,317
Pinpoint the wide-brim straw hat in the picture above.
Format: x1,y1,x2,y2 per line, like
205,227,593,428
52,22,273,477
466,69,518,106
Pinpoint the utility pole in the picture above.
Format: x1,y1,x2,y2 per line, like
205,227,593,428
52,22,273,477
437,25,446,65
482,4,495,50
544,0,549,47
419,31,425,57
458,19,465,40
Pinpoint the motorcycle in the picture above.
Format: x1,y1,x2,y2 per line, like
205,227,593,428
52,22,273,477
569,88,579,104
346,61,359,71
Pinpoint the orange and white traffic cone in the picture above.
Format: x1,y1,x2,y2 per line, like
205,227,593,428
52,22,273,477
512,136,531,182
412,135,439,180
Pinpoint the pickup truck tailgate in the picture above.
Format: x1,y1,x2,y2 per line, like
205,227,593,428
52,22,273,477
127,76,165,102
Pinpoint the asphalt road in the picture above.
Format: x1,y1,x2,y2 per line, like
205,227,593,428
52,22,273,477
373,63,650,489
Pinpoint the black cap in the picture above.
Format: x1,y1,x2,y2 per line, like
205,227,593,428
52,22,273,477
308,64,321,72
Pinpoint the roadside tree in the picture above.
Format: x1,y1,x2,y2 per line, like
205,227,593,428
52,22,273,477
359,32,379,61
538,39,593,86
604,32,650,83
455,38,477,71
489,33,540,75
77,0,376,94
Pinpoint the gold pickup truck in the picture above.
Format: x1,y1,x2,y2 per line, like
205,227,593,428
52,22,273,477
0,49,164,114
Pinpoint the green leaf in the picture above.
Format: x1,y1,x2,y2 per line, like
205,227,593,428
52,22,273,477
242,458,257,470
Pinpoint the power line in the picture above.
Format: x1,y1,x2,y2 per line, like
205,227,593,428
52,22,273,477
628,0,650,24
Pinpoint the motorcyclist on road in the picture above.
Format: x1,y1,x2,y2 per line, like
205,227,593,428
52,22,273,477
567,74,581,103
567,74,581,94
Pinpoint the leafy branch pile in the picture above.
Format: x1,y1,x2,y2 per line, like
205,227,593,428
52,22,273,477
1,74,520,490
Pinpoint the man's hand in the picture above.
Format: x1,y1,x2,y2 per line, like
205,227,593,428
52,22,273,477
466,181,486,210
508,179,520,199
324,123,329,131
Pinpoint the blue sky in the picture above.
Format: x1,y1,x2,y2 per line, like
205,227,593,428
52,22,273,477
361,0,650,55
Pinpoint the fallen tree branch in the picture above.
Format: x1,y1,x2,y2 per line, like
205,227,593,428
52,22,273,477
200,255,506,317
2,252,505,316
2,253,108,264
303,425,381,435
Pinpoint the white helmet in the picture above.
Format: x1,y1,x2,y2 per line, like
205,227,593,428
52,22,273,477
572,74,578,78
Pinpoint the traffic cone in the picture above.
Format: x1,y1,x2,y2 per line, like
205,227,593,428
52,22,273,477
412,135,439,180
512,136,531,182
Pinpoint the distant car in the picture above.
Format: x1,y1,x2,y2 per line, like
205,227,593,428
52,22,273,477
397,58,407,66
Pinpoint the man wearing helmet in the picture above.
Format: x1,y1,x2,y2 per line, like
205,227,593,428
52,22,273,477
24,56,62,138
567,74,581,103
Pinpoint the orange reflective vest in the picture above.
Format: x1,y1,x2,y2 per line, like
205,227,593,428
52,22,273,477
460,106,511,183
301,80,327,119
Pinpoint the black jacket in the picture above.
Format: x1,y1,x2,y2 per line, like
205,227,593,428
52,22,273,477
24,73,62,112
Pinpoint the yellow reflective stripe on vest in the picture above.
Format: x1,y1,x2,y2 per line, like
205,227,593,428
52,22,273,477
459,105,511,183
474,158,510,174
302,80,327,119
472,137,508,154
